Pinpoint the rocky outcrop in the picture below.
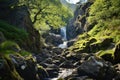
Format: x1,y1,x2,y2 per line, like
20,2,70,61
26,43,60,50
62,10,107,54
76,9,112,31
0,4,41,53
45,33,63,46
66,1,93,40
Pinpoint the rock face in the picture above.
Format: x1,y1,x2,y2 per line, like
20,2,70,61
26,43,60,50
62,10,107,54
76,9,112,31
45,33,63,46
0,4,41,53
66,1,93,40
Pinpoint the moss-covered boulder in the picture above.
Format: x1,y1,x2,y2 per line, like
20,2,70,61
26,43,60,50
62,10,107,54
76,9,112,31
0,41,21,52
0,55,23,80
90,37,113,52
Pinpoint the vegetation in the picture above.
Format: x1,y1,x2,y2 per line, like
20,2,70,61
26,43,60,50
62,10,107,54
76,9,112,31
18,0,72,30
0,20,28,44
0,0,120,79
69,0,120,60
88,0,120,42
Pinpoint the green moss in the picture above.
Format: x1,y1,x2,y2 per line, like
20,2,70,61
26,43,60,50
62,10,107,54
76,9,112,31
0,41,20,51
96,49,114,57
19,50,31,56
1,56,23,80
0,20,28,43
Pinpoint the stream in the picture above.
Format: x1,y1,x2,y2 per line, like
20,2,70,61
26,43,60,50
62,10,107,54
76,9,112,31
46,68,75,80
47,26,74,80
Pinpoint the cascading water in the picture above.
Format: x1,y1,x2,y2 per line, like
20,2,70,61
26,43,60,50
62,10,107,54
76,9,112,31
60,27,67,40
58,27,68,48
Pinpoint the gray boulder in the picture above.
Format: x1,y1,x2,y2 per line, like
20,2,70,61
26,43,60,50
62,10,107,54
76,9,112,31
77,56,115,80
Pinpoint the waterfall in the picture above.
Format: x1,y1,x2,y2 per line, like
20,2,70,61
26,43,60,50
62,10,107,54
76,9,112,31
58,41,67,48
58,27,68,48
60,27,67,40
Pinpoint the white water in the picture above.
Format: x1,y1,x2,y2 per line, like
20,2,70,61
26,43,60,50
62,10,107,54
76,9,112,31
58,41,67,49
47,69,75,80
58,27,68,48
60,27,67,40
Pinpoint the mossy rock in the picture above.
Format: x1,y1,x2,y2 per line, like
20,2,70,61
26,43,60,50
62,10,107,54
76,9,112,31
96,49,114,63
90,37,113,53
0,55,23,80
71,37,97,53
37,64,49,79
0,41,21,52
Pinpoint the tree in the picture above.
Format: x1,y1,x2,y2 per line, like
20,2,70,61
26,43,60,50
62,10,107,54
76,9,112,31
18,0,72,30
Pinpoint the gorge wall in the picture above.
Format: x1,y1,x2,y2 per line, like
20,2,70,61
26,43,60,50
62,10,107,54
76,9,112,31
66,1,93,40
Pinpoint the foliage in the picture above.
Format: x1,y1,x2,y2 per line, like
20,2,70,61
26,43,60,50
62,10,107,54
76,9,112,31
87,0,120,42
69,0,120,55
19,50,31,56
18,0,72,30
0,20,28,43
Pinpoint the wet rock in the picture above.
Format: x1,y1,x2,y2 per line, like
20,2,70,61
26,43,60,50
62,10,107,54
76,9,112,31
53,60,61,66
67,39,77,47
45,33,63,46
59,60,74,68
35,51,51,63
41,58,53,64
37,65,49,80
66,52,90,63
46,68,59,78
77,56,115,80
52,47,63,55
